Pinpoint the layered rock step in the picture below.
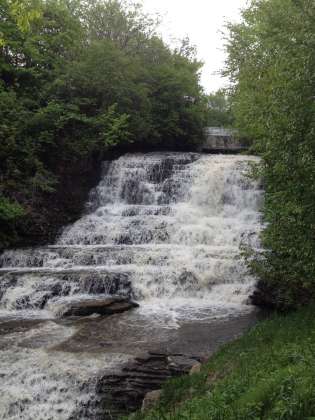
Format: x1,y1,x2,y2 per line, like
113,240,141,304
0,244,245,269
59,296,139,318
90,351,202,419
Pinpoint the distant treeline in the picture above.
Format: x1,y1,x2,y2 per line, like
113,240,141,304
225,0,315,309
0,0,211,249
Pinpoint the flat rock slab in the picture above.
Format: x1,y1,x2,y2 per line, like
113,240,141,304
61,297,139,317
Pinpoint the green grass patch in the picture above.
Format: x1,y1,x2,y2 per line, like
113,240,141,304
128,307,315,419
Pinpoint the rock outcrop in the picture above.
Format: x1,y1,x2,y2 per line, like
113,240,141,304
60,297,139,317
92,351,202,419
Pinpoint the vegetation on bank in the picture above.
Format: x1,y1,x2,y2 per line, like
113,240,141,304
130,306,315,419
224,0,315,309
0,0,209,250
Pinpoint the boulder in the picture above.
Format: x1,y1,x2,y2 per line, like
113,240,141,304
189,362,202,375
60,297,139,317
141,389,162,412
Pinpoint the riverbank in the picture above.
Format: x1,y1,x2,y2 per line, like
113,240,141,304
132,306,315,419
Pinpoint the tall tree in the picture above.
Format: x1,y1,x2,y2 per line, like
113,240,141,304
225,0,315,309
206,90,233,127
0,0,208,250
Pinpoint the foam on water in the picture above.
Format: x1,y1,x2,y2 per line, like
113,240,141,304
0,322,131,420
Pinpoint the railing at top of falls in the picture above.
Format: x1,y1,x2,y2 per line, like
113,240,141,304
201,127,249,153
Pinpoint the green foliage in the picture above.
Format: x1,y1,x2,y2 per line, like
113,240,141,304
0,195,25,221
0,0,42,45
0,0,208,250
206,89,234,127
0,195,25,248
131,307,315,419
224,0,315,309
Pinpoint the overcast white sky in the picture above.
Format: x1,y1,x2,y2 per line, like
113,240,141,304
142,0,248,93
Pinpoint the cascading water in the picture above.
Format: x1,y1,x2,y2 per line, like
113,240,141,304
0,153,262,314
0,153,263,419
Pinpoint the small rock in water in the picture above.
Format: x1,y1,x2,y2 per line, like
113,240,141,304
60,297,139,317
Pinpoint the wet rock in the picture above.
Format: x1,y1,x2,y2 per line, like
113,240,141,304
148,159,173,183
12,282,73,310
15,295,31,310
120,179,154,205
79,272,131,296
37,281,71,298
0,274,18,300
116,234,133,245
50,282,71,297
94,351,201,418
167,354,198,374
15,292,51,310
60,297,139,317
178,270,200,292
141,389,161,412
160,179,178,202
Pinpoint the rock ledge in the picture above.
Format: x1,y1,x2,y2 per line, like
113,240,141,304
60,297,139,317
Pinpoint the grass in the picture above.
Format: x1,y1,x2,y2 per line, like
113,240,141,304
128,306,315,419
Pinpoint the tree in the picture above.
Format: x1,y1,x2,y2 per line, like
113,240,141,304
0,0,41,45
225,0,315,309
0,0,208,250
206,90,233,127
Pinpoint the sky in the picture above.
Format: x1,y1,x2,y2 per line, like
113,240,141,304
142,0,248,93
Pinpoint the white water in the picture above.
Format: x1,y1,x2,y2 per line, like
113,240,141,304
0,153,262,318
0,153,263,419
0,322,131,420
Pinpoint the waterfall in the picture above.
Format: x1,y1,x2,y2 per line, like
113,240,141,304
0,152,263,420
0,153,262,318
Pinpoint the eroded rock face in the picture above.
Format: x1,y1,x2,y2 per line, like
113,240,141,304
60,297,139,317
91,351,202,419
